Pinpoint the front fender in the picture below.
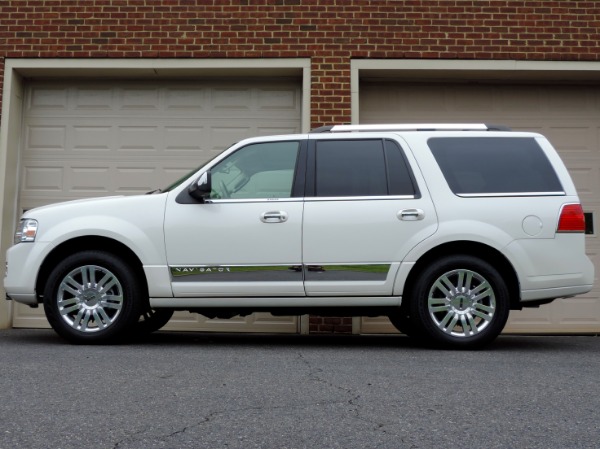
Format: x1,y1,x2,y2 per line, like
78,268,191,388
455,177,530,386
30,194,168,267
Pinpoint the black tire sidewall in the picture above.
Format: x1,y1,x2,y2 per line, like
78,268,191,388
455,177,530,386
136,308,174,334
43,250,143,344
409,255,510,349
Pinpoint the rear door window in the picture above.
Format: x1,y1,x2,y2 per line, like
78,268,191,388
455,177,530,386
427,137,564,196
313,139,417,197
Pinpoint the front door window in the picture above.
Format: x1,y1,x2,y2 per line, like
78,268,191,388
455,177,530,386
210,141,299,200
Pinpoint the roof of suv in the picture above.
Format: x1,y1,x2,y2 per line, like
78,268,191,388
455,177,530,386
310,124,512,133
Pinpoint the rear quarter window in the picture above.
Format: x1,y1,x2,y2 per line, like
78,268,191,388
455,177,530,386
427,137,564,196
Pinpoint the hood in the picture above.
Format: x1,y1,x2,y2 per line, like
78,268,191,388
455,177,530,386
20,194,171,222
23,196,125,216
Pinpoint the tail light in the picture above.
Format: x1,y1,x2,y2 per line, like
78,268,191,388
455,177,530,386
557,204,586,233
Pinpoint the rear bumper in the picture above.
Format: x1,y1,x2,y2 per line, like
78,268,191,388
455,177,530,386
5,292,38,305
504,235,594,302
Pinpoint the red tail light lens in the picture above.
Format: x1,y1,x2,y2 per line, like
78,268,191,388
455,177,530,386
557,204,586,233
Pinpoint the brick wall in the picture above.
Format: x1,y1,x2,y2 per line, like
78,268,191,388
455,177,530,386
2,0,600,333
2,1,600,127
310,316,353,334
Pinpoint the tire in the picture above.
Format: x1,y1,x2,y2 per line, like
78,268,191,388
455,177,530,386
408,255,510,349
388,307,420,337
136,308,174,334
43,250,144,344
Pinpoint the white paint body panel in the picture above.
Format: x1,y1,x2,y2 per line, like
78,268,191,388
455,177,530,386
303,198,437,295
164,197,304,296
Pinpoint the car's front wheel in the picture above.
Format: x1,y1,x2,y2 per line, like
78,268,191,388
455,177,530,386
43,250,143,344
408,255,510,349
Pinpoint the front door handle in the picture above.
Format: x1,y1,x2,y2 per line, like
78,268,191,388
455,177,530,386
398,209,425,221
260,211,289,223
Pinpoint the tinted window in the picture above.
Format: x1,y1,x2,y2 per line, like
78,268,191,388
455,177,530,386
428,137,564,195
210,141,299,199
316,140,387,197
384,140,417,196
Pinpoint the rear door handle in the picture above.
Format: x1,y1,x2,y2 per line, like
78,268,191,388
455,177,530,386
260,211,288,223
398,209,425,221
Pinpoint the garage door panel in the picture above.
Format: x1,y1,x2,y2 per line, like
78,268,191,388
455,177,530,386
70,166,112,194
555,296,600,328
25,124,67,151
256,126,302,136
118,126,161,151
120,87,161,110
451,87,496,112
360,81,600,334
74,87,114,109
547,88,598,113
547,127,597,156
28,86,69,110
165,88,207,110
567,165,599,197
21,165,64,194
15,79,302,333
498,87,545,112
164,126,205,151
73,125,115,151
257,88,299,110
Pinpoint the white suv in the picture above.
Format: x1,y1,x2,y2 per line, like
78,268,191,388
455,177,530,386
4,124,594,348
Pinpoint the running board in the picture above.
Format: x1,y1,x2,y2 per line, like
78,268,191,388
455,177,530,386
150,296,402,309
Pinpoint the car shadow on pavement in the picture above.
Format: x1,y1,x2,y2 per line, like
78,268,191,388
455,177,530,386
4,328,598,353
139,331,599,352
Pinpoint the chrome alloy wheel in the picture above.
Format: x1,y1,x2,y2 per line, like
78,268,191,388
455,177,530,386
427,269,496,338
57,265,124,333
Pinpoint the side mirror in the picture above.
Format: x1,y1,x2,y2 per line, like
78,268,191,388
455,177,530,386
188,171,212,202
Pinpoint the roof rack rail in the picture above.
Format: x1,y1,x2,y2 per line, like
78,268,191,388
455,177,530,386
309,126,334,133
485,124,512,131
324,123,511,132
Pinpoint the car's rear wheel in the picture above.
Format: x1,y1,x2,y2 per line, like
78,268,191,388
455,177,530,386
43,250,143,344
408,255,510,349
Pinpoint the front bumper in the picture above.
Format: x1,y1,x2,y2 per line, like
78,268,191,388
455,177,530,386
4,241,53,306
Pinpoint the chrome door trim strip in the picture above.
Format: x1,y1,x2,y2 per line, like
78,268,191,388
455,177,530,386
456,191,566,198
304,195,415,202
171,265,303,282
206,196,416,203
170,263,391,283
304,264,391,281
205,198,304,204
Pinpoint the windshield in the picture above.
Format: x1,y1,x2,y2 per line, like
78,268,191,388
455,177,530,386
160,143,236,193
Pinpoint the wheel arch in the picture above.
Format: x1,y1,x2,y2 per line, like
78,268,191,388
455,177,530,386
35,236,148,304
402,241,521,310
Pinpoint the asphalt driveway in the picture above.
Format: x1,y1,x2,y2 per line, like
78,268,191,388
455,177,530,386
0,329,598,449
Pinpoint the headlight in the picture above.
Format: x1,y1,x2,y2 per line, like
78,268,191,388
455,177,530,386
14,219,38,244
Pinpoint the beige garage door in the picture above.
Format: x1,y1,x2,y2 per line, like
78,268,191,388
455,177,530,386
359,81,600,334
13,79,302,333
